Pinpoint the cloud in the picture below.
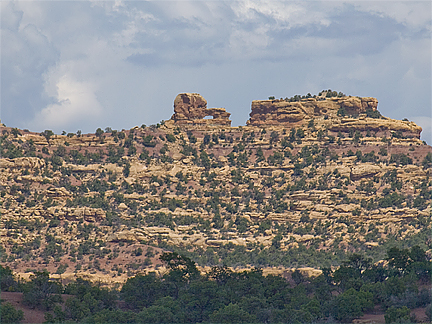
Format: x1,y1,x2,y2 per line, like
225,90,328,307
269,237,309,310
30,73,103,131
1,0,430,137
353,1,432,30
1,1,59,124
1,1,23,31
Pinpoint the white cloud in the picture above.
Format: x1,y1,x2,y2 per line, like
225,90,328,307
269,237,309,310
231,1,333,27
1,0,431,136
353,1,431,30
30,73,103,131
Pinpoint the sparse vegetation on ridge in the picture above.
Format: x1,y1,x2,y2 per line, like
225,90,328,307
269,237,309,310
0,92,431,323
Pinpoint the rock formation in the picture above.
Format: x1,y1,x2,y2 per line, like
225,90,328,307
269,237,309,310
247,96,378,126
1,91,431,284
246,95,422,138
171,93,231,126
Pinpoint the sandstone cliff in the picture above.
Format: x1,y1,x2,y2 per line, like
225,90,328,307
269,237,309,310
247,95,421,139
1,91,431,283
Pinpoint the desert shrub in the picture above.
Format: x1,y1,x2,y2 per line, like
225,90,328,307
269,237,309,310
390,153,412,165
422,152,432,169
366,109,381,119
142,135,156,147
166,134,176,142
384,306,411,324
0,302,24,324
0,265,18,291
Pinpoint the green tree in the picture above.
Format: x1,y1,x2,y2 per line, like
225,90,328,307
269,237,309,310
81,309,138,324
95,128,104,138
200,151,211,169
22,270,62,310
166,133,176,143
160,252,200,282
331,288,373,322
120,274,162,310
0,302,24,324
270,131,279,144
41,130,54,145
366,109,382,119
422,152,432,169
333,265,363,291
64,297,90,321
338,106,347,116
179,280,224,323
386,247,411,275
209,303,257,323
385,306,411,324
63,278,117,320
11,128,21,137
138,305,176,323
291,269,304,285
0,265,18,291
343,253,372,272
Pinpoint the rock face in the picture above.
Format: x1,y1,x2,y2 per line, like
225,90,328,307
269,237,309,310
171,93,231,126
246,96,422,138
247,96,377,123
329,118,422,138
0,157,46,169
350,164,382,181
1,91,431,285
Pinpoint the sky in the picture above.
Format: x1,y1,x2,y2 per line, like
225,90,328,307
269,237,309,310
1,1,431,143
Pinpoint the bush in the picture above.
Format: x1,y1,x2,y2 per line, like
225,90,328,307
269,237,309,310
0,302,24,324
366,109,381,119
0,265,18,291
384,306,411,324
209,303,257,323
422,152,432,169
142,135,156,147
390,153,412,166
166,134,176,143
121,274,162,310
138,306,176,323
337,106,347,117
331,288,373,322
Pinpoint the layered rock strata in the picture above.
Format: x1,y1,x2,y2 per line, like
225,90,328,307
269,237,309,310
247,96,421,138
248,96,377,124
171,93,231,126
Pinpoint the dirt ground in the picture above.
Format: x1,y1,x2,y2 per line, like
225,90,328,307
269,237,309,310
1,292,46,324
355,306,428,324
1,291,429,324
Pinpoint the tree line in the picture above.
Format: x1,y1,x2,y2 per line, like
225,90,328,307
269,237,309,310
1,246,431,324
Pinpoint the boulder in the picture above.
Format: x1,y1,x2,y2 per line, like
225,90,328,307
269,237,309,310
118,203,128,210
350,164,382,181
107,230,147,242
0,157,45,169
295,267,323,277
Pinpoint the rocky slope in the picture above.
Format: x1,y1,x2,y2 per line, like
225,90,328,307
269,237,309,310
1,90,431,284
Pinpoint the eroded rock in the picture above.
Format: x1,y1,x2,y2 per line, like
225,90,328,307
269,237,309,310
350,164,382,181
248,96,377,126
171,93,231,126
0,157,45,169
